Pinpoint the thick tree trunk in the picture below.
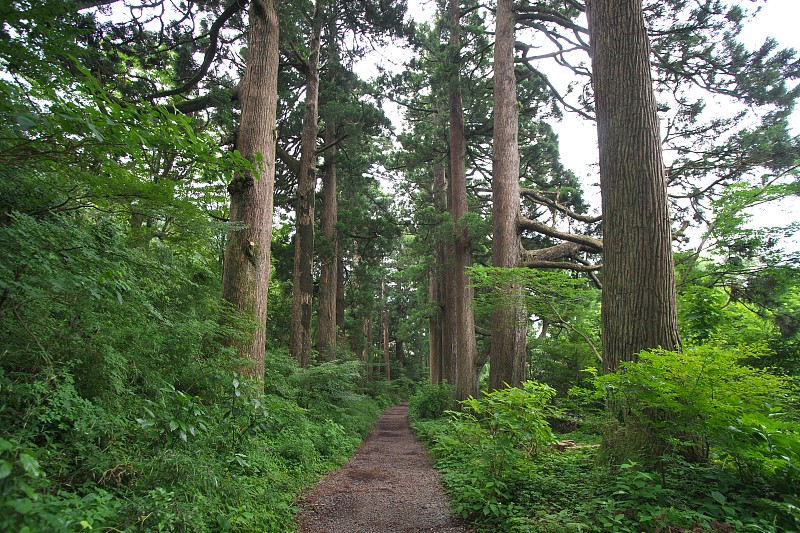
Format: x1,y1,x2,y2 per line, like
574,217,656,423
449,0,478,401
588,0,681,373
289,0,323,367
316,121,338,361
220,0,279,381
489,0,528,391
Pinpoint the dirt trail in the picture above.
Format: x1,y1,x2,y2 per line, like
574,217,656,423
296,404,472,533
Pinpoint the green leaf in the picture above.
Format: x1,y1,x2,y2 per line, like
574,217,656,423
710,491,727,504
169,420,179,431
0,460,12,479
10,498,34,514
86,121,104,141
14,113,36,130
19,453,42,477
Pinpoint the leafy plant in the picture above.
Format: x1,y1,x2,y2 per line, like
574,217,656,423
408,381,453,419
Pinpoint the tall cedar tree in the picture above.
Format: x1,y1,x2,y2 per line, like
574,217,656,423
317,117,338,361
587,0,681,371
448,0,478,401
221,0,280,381
489,0,529,390
289,0,324,367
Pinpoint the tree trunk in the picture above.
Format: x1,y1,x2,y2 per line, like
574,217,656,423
428,267,443,384
428,158,447,384
449,0,477,401
365,316,373,381
336,254,346,339
289,0,323,368
588,0,681,373
220,0,279,382
383,308,390,380
316,120,338,361
489,0,528,391
382,276,391,380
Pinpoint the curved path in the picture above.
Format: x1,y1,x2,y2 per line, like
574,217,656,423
297,404,472,533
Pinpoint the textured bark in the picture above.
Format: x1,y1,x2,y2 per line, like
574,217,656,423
316,121,338,361
489,0,528,391
220,0,279,381
588,0,681,372
449,0,478,402
289,0,323,368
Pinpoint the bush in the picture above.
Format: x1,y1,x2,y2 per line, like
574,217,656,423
596,345,798,478
408,381,453,419
423,382,560,528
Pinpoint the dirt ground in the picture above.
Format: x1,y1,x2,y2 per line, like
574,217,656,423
296,404,473,533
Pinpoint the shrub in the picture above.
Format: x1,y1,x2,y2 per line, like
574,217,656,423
408,381,453,419
429,382,560,527
596,345,798,481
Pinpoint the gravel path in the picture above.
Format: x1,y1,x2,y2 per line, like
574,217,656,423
296,404,473,533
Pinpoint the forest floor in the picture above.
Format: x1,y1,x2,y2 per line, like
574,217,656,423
296,404,473,533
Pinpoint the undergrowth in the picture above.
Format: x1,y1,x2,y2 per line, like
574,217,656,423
409,351,800,533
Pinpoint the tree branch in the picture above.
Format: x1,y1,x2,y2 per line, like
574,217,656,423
518,216,603,252
521,188,602,223
148,0,246,100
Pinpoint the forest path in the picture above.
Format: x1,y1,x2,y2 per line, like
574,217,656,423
296,404,472,533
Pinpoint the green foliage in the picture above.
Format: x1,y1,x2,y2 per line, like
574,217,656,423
408,381,453,419
412,382,560,529
596,346,798,477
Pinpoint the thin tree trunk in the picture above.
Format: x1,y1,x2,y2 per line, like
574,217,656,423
382,276,391,380
336,254,346,339
429,158,447,384
448,0,477,401
365,316,373,381
289,0,323,367
316,120,338,361
489,0,528,391
428,267,443,384
220,0,279,382
588,0,681,373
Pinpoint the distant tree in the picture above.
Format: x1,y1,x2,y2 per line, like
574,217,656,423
289,0,324,368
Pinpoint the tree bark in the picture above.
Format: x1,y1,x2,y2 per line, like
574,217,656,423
289,0,323,367
587,0,681,373
220,0,279,382
449,0,478,402
316,120,338,361
489,0,528,391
